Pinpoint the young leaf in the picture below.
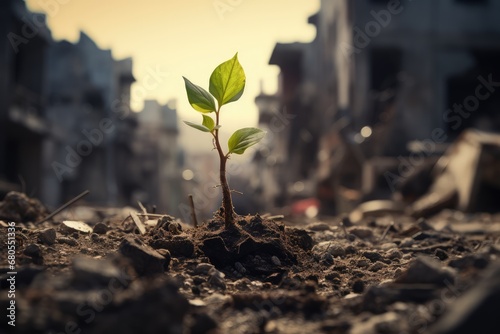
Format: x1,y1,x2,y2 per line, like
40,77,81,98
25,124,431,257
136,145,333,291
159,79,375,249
184,121,211,132
183,77,216,113
228,127,266,155
202,115,215,131
209,53,245,107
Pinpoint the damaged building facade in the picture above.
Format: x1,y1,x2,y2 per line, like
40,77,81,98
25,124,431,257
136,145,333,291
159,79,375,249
0,0,181,212
255,0,500,214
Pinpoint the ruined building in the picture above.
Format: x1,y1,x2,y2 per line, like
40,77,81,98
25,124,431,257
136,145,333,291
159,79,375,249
256,0,500,213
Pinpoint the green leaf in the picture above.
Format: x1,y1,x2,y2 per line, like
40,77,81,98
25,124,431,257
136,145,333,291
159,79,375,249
202,115,215,131
184,121,211,133
183,77,216,113
228,127,266,155
209,53,246,107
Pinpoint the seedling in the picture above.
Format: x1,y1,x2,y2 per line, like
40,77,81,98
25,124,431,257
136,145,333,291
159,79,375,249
183,53,266,227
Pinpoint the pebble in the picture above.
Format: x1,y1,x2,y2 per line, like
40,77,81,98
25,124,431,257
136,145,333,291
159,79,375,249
369,261,387,272
349,227,374,240
234,262,246,274
363,251,383,263
307,222,331,231
38,228,56,245
330,245,346,257
352,280,365,293
90,233,100,242
396,255,455,286
92,222,109,234
357,259,370,268
435,248,449,261
271,256,281,266
386,248,403,260
399,238,415,248
119,236,167,276
58,236,78,246
194,263,215,275
24,244,42,258
207,268,226,289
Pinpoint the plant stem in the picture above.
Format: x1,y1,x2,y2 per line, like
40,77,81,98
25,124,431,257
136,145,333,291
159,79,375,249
213,108,235,227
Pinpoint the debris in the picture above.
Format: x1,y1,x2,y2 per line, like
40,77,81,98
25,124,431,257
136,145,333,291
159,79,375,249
38,228,56,245
58,236,79,246
194,263,215,275
349,227,374,240
429,260,500,334
0,191,50,223
207,267,226,289
411,130,500,217
60,220,93,234
23,243,42,258
396,256,455,286
119,236,166,276
93,222,109,234
130,211,146,235
271,256,281,266
363,251,383,263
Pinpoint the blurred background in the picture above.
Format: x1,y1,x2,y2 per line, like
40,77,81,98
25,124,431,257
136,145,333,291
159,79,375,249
1,0,500,222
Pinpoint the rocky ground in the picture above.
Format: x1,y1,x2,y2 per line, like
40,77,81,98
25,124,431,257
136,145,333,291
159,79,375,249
1,191,500,333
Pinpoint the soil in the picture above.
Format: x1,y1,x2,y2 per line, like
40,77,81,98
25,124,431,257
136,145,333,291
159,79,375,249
1,191,500,333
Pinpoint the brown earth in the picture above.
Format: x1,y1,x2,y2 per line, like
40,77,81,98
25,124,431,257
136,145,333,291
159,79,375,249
1,191,500,333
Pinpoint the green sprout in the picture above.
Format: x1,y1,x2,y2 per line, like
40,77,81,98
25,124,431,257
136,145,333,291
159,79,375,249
183,53,266,227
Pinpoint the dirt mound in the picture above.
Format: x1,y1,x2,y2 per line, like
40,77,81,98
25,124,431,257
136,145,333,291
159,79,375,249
0,191,49,223
148,213,314,278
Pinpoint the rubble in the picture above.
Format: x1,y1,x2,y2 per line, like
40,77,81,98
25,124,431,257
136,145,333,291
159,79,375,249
119,236,168,276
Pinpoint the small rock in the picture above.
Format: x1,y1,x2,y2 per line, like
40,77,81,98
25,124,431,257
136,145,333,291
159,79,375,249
271,256,281,266
435,248,449,261
307,222,331,231
349,227,374,240
119,236,166,276
369,261,387,272
207,267,226,289
234,262,246,274
386,248,403,260
192,276,205,285
194,263,215,275
396,256,455,286
92,222,109,234
90,233,100,242
352,280,365,293
58,236,78,246
363,251,383,263
330,245,346,257
24,244,42,258
357,259,370,268
399,237,415,248
60,220,93,234
150,237,195,257
380,242,398,250
38,228,56,245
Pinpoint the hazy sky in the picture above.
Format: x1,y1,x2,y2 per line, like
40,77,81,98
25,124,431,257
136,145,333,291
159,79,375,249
26,0,319,149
